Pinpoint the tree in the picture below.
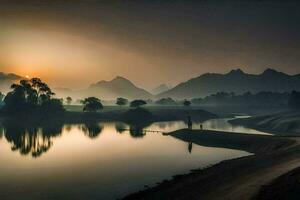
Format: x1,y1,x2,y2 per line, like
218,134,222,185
40,98,65,114
130,99,147,108
116,97,128,106
3,78,60,115
288,91,300,110
66,96,72,105
183,99,191,106
82,97,103,112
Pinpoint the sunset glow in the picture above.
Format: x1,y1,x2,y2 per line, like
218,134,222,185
0,1,299,90
0,1,300,200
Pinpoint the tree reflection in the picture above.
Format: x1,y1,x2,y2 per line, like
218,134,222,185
188,142,193,154
115,121,153,138
0,126,4,139
81,122,103,139
2,119,63,158
129,125,146,138
115,122,127,134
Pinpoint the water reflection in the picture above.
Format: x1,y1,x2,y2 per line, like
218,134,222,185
115,122,150,138
0,120,251,200
81,122,103,139
115,122,127,134
188,142,193,154
0,126,4,139
2,119,64,158
1,117,270,158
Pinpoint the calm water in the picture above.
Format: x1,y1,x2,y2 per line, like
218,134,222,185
0,118,255,200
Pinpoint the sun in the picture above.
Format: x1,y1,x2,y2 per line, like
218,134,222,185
25,75,30,79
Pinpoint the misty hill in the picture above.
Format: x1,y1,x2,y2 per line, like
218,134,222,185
82,76,152,100
0,72,22,93
151,84,170,95
157,68,300,99
53,87,74,98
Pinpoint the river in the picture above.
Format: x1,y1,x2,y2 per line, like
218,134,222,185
0,117,265,200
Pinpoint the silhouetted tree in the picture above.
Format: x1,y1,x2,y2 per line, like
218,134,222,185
66,96,72,105
130,99,147,108
82,97,103,112
3,78,63,115
116,97,128,106
40,98,65,114
183,99,191,106
289,91,300,110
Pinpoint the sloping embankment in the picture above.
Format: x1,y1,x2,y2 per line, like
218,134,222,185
229,111,300,136
169,129,295,154
123,130,300,200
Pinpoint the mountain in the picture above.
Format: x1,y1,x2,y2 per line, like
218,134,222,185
151,84,170,95
82,76,153,100
157,68,300,99
0,72,22,93
53,87,74,98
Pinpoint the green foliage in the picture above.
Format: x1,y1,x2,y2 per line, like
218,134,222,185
3,78,64,115
130,99,147,108
183,99,191,106
82,97,103,112
116,97,128,106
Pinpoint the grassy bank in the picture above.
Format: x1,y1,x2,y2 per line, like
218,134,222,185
63,106,218,124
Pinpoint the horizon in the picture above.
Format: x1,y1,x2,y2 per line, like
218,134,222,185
1,1,300,90
1,1,300,200
1,67,299,92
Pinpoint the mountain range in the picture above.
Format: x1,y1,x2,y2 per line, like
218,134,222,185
0,72,22,92
2,68,300,100
80,76,152,100
151,84,171,95
157,68,300,99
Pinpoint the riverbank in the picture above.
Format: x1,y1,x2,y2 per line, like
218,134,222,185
254,166,300,200
229,111,300,136
51,107,218,124
123,130,300,200
0,107,218,129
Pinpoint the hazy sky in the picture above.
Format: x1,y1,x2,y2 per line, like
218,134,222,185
0,0,300,89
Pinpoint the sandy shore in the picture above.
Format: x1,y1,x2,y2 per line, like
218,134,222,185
123,130,300,200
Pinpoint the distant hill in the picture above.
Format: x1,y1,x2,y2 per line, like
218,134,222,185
53,87,75,98
0,72,22,93
151,84,170,95
157,68,300,99
81,76,153,100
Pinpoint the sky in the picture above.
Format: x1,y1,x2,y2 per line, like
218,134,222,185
0,0,300,90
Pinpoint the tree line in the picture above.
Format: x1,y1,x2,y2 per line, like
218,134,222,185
1,78,299,115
